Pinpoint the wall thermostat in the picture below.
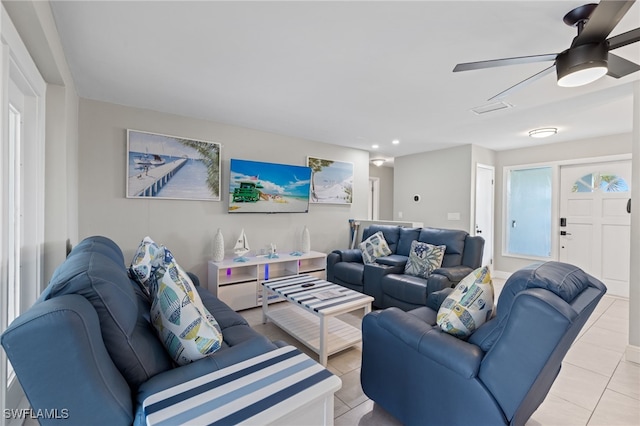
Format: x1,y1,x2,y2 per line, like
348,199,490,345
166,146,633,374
413,194,421,203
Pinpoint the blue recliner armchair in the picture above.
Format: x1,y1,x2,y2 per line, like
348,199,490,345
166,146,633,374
360,261,607,425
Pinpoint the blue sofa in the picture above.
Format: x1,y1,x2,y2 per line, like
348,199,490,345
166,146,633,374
360,261,607,425
327,225,484,309
1,236,283,425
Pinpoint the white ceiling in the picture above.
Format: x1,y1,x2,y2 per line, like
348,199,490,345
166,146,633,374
49,1,640,161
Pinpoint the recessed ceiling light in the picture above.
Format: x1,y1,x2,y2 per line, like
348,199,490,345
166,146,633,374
392,139,400,145
529,128,558,138
372,144,379,149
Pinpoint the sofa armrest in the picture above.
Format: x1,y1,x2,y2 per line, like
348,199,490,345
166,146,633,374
329,248,363,263
327,249,363,282
367,308,483,379
375,254,408,268
432,265,474,282
427,287,455,310
363,262,404,307
1,295,133,425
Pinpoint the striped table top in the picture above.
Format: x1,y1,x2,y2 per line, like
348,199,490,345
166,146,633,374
263,275,374,316
143,345,341,426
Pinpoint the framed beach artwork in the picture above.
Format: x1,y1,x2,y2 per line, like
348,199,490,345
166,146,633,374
307,156,353,204
126,130,221,201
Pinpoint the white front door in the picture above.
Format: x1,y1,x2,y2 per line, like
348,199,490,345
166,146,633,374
559,160,632,297
475,164,494,268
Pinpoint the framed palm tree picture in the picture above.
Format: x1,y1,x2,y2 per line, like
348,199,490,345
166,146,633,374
126,130,221,201
307,156,353,204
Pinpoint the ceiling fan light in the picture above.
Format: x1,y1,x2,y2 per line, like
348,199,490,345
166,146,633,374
371,158,386,167
558,65,608,87
556,42,608,87
529,128,557,138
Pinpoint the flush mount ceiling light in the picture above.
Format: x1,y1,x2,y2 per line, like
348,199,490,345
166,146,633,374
371,144,379,149
371,158,386,167
556,42,608,87
529,128,558,138
392,139,400,145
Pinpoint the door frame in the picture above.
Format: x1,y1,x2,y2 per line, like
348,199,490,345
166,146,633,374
474,164,495,268
1,6,47,424
368,177,380,220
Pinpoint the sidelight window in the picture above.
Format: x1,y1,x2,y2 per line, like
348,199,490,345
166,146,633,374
505,166,553,258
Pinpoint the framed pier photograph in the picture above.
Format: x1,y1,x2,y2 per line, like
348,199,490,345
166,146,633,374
126,130,221,201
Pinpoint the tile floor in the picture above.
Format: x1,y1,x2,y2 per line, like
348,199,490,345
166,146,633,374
241,278,640,425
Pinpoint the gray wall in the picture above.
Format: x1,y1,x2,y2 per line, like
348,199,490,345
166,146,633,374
369,164,393,220
494,133,632,273
78,99,369,281
393,144,473,232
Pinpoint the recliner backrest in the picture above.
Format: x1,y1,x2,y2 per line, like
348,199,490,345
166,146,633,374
362,225,401,254
418,227,468,266
38,236,173,390
395,227,421,256
470,262,606,423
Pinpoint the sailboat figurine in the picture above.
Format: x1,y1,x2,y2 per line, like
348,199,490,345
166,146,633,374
233,229,250,262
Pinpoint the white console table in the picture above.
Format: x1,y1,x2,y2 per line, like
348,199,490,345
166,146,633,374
208,251,327,311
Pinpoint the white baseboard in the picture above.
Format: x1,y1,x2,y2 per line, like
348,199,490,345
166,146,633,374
625,345,640,365
491,270,512,280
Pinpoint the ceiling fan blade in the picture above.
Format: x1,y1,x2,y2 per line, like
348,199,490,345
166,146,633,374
487,65,556,101
607,52,640,77
608,27,640,49
572,0,636,47
453,54,557,72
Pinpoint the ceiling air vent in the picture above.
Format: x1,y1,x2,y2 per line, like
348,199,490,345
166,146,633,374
471,101,513,115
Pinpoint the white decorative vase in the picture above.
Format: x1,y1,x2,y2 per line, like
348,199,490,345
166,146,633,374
212,228,225,262
301,226,311,253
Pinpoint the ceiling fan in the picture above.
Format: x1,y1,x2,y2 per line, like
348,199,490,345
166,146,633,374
453,0,640,100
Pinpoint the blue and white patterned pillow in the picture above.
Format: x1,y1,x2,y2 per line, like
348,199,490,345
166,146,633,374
150,248,223,365
404,241,446,279
130,236,164,298
359,231,392,264
437,266,494,338
130,237,223,365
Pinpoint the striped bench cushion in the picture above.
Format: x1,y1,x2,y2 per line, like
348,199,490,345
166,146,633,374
143,346,338,425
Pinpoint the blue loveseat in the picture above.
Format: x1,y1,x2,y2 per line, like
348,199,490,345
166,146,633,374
1,236,284,425
360,261,607,425
327,225,484,309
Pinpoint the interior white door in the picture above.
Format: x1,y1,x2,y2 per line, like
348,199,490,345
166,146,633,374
559,160,631,297
475,164,494,268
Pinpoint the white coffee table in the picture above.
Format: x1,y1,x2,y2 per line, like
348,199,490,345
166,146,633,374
142,345,341,426
262,275,374,366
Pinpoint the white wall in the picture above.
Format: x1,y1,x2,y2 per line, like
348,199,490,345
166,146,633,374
494,133,632,273
77,99,369,281
393,144,473,231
